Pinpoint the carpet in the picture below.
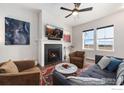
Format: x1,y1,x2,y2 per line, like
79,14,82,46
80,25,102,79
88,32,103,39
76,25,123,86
41,65,55,85
41,63,92,85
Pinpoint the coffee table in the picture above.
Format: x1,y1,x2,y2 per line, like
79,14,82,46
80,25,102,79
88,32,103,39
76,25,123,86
55,62,78,75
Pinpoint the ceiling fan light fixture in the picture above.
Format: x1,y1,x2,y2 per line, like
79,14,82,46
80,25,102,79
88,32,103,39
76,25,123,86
72,11,78,16
60,3,93,18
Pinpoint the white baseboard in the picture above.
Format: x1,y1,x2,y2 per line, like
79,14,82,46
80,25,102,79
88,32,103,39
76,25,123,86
86,57,95,61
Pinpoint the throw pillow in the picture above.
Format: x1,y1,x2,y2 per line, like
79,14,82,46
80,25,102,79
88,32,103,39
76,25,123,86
97,56,111,69
106,58,122,72
95,55,103,64
0,60,19,73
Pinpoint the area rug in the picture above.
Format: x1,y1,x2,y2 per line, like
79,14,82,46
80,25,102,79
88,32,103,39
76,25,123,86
41,63,93,85
41,65,55,85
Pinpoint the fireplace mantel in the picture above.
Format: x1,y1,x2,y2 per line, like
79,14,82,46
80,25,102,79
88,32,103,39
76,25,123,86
40,40,64,67
39,38,71,67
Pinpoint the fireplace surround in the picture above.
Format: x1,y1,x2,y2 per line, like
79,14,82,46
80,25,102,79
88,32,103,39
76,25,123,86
44,44,62,65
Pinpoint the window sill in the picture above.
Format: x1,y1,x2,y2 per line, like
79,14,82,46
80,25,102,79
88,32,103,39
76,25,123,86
82,48,95,51
96,49,114,52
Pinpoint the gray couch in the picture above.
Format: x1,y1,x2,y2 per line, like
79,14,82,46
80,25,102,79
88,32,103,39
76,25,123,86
53,55,124,85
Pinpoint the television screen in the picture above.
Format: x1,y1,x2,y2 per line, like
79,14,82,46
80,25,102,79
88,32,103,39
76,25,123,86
45,25,63,40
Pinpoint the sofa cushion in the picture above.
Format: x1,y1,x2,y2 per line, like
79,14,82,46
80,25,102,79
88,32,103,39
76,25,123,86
80,65,116,79
22,67,40,73
106,57,122,72
14,60,35,72
0,60,19,73
97,56,111,69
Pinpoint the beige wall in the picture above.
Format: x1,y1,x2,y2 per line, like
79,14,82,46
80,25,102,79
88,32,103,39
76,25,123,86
72,10,124,59
0,4,39,62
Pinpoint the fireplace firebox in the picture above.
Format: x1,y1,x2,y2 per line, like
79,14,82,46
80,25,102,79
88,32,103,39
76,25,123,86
44,44,62,65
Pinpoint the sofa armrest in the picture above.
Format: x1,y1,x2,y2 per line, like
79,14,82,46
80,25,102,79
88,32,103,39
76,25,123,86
14,60,35,72
0,71,40,85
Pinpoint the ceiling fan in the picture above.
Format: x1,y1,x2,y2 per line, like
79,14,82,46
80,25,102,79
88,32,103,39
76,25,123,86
60,3,93,18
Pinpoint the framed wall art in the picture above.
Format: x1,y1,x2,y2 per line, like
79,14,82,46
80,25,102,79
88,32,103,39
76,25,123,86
5,17,30,45
63,34,71,42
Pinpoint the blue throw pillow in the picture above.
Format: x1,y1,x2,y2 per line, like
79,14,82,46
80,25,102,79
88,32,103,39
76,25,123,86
106,57,122,72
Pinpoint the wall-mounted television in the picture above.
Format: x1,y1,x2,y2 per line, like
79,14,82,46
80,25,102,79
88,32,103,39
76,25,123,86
45,24,63,40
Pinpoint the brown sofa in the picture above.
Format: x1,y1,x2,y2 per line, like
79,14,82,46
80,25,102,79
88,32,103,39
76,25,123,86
0,60,41,85
69,51,85,68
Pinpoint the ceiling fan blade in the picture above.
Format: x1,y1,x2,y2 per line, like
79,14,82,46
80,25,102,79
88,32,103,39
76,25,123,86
65,13,72,18
74,3,81,8
79,7,93,12
60,7,73,12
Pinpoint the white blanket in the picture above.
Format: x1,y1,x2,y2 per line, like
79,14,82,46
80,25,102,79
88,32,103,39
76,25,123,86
67,76,103,81
67,76,105,85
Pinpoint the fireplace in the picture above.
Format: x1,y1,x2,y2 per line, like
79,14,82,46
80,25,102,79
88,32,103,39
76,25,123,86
44,44,62,65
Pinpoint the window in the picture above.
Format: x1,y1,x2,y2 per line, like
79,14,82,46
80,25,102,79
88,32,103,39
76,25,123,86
83,29,94,49
96,25,114,51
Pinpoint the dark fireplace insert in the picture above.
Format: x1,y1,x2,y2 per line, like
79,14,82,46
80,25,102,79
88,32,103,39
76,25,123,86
44,44,62,65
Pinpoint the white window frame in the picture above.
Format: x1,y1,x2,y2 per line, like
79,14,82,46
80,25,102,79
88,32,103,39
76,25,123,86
82,29,95,50
96,25,114,52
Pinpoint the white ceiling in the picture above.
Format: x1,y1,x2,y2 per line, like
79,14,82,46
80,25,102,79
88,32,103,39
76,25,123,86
18,3,124,27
